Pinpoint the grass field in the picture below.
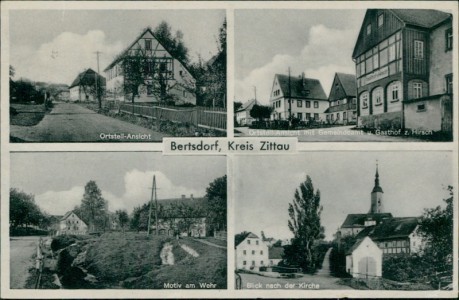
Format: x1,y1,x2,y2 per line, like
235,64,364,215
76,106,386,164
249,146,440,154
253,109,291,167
10,104,47,126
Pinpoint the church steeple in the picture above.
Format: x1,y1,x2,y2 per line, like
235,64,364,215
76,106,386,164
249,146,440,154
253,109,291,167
370,161,384,213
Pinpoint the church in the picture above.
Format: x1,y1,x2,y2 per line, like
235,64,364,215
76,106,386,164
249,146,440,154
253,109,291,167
339,163,423,255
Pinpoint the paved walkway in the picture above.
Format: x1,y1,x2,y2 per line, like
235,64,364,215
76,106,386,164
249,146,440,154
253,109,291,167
10,102,166,142
192,238,227,249
10,236,39,289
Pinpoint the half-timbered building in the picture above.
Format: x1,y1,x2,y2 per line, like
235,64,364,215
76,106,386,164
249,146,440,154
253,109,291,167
352,9,453,132
325,73,357,125
104,28,196,105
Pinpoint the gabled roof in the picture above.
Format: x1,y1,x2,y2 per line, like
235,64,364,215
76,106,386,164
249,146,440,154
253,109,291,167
341,213,393,228
235,232,259,247
69,68,106,88
335,73,357,97
275,74,327,100
268,246,283,259
390,9,452,29
357,217,419,241
236,99,258,113
346,237,366,255
61,211,86,225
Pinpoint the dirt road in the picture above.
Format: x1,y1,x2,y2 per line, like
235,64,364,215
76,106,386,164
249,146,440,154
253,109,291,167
10,236,39,289
10,103,166,142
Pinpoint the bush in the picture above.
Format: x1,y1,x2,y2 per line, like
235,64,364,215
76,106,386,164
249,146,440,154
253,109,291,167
51,235,84,252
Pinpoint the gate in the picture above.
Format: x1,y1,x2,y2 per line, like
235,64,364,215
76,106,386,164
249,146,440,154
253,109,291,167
357,256,377,279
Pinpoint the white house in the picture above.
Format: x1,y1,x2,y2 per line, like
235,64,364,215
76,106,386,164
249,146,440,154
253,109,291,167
235,99,258,126
58,211,88,236
104,27,196,105
235,232,269,271
346,236,383,278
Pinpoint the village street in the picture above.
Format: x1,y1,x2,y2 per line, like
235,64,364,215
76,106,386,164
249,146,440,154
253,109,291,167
10,236,40,289
236,126,425,142
10,103,166,142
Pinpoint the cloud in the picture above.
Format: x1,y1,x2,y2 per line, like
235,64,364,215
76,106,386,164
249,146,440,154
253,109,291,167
11,30,123,85
235,25,356,104
35,169,202,215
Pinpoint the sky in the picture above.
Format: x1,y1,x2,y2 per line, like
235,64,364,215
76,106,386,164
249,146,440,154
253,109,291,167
8,9,225,85
234,9,366,104
10,152,226,216
233,152,453,241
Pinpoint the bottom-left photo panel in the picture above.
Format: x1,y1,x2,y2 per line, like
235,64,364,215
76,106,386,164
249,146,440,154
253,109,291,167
7,152,227,290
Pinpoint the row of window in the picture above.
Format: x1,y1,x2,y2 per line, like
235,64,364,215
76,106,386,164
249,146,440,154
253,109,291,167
366,13,385,36
273,100,320,109
356,32,402,78
273,89,281,97
382,247,410,254
246,239,259,245
242,250,263,255
330,98,357,107
327,111,357,122
296,112,319,120
360,81,402,109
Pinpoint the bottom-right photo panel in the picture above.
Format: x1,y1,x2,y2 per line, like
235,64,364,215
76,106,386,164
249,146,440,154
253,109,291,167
233,151,454,291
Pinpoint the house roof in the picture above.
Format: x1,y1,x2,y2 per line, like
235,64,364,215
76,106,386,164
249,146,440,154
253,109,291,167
335,73,357,97
69,68,106,88
61,211,87,225
275,74,327,100
103,27,194,77
346,237,366,255
235,232,259,247
356,217,419,241
236,99,257,113
390,9,452,29
341,213,393,228
268,246,284,259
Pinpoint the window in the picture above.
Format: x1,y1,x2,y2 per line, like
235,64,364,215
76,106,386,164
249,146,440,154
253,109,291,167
260,261,264,265
247,240,251,245
373,48,379,69
413,82,423,98
343,112,347,120
306,101,311,108
446,74,453,94
378,14,384,27
414,40,424,59
361,92,369,108
331,114,334,121
297,112,302,120
314,113,319,120
256,240,259,245
417,103,426,112
367,24,371,35
252,250,255,255
306,113,311,120
297,100,302,107
243,261,246,265
446,28,453,51
388,81,401,102
260,250,263,255
337,113,340,120
314,101,319,108
372,87,383,106
145,39,152,50
147,85,153,96
179,70,183,76
243,250,246,255
251,261,255,266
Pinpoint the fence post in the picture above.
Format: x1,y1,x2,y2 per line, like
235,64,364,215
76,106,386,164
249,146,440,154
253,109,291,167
194,108,199,128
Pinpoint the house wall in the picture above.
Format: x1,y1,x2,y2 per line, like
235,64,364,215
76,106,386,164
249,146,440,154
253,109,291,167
271,98,328,122
340,227,364,237
69,86,81,102
429,21,453,95
236,237,269,271
409,229,424,254
59,213,88,235
404,97,442,131
348,237,382,278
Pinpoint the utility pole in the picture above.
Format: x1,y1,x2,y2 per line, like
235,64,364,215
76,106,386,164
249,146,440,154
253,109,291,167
288,67,292,125
253,86,257,102
147,175,159,236
94,51,102,109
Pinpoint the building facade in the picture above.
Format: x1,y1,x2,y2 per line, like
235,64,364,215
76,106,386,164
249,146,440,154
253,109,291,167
58,211,88,236
352,9,453,132
269,73,328,123
104,28,196,105
346,236,383,278
325,73,357,125
235,232,269,271
69,68,106,102
235,99,258,126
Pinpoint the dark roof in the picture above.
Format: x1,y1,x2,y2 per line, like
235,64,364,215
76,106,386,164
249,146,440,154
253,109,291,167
341,213,393,228
390,9,452,29
235,232,259,247
357,217,419,241
335,73,357,97
236,99,257,112
268,246,284,259
69,68,106,88
275,74,327,100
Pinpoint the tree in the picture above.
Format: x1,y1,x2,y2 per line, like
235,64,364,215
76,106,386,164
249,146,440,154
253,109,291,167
417,186,453,273
234,101,243,112
250,104,272,122
154,22,189,64
10,188,45,230
78,71,105,108
115,209,129,233
285,175,323,273
80,181,108,232
9,65,15,78
205,175,227,233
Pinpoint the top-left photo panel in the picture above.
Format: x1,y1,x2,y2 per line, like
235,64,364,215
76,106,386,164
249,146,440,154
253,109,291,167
7,9,227,143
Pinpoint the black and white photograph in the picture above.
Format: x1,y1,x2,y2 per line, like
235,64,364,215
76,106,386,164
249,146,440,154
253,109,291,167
234,9,453,142
8,9,227,142
234,152,453,291
9,152,227,289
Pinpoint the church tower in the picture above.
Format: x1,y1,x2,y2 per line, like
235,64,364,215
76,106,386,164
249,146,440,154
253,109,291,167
370,162,384,213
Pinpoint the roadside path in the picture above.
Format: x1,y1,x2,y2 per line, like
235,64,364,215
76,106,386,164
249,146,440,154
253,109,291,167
10,236,39,289
192,238,227,249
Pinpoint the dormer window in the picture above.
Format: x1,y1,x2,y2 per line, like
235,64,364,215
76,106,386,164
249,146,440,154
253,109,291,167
145,39,152,50
367,24,371,35
378,14,384,27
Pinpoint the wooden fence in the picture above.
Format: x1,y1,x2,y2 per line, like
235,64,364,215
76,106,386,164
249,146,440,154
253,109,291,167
119,102,227,131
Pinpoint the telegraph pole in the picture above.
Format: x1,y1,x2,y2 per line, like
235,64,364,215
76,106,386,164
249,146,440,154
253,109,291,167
253,86,257,102
288,67,292,125
94,51,102,109
147,175,159,235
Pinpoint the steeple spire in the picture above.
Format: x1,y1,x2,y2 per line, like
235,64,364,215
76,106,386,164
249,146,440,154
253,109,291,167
374,160,380,187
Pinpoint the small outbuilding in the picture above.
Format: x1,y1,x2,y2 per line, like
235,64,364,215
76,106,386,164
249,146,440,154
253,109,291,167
346,236,382,278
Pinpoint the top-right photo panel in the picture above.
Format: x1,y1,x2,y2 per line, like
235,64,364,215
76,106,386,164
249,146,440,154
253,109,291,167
234,9,453,142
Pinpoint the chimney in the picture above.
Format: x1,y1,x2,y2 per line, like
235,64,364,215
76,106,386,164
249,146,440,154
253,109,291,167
181,194,185,200
301,72,306,87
